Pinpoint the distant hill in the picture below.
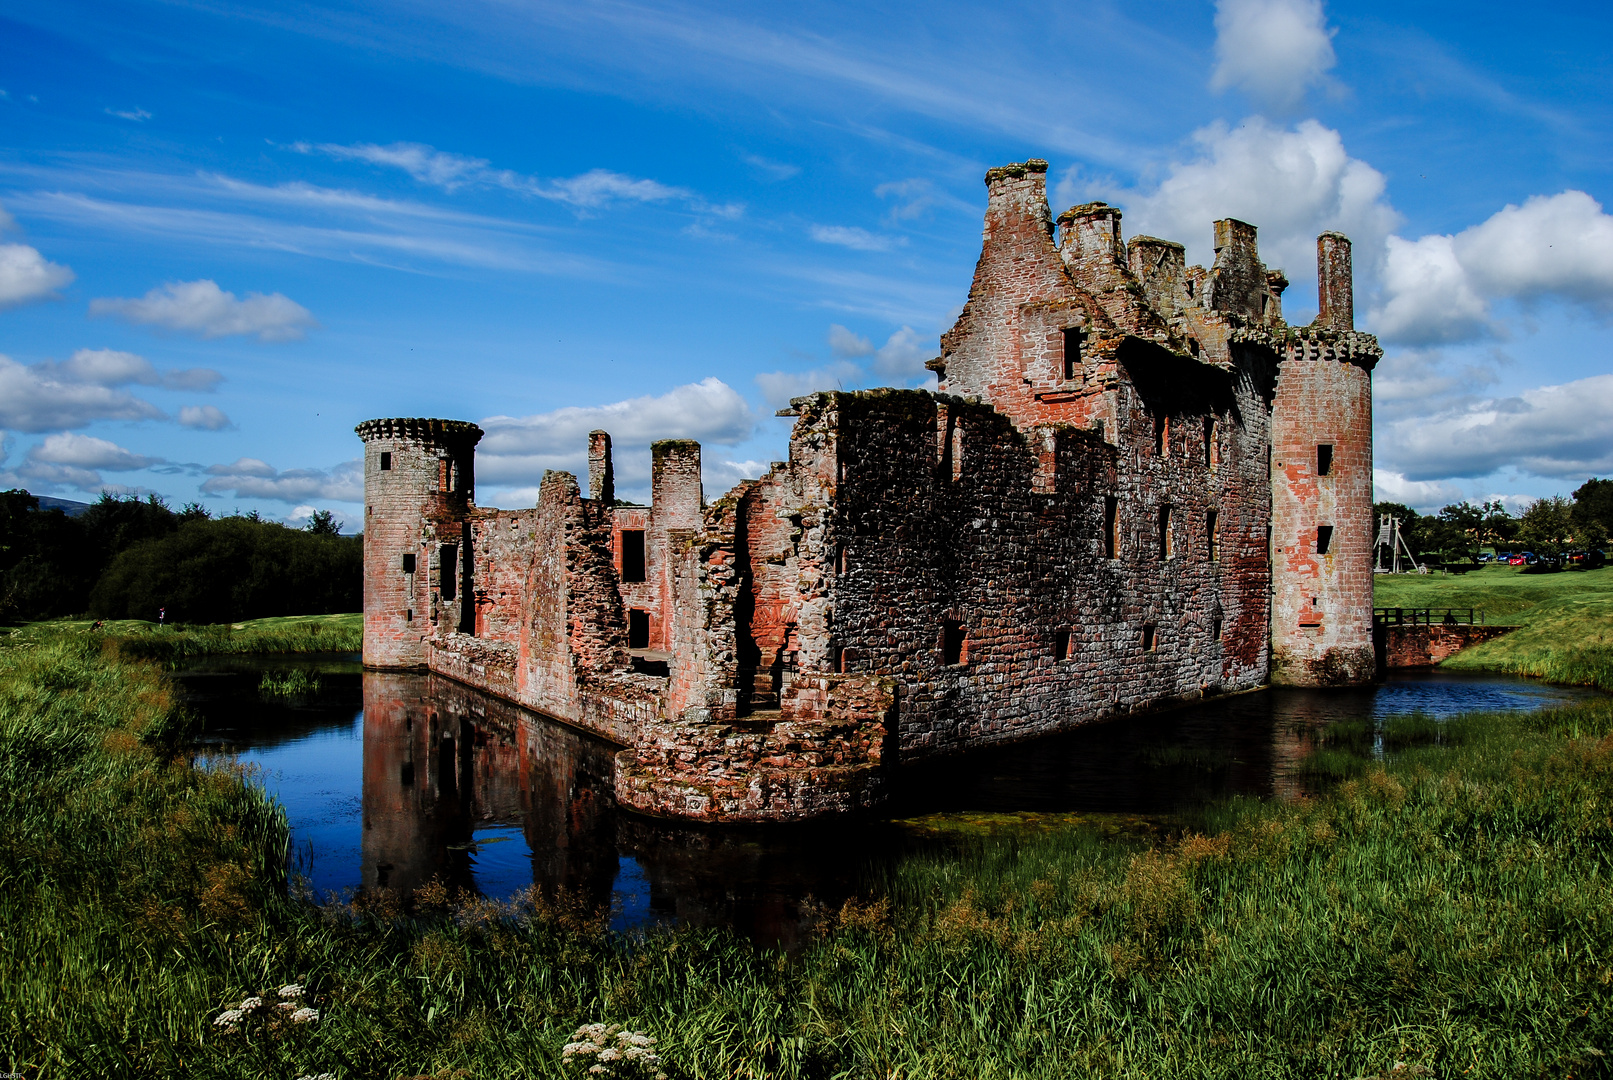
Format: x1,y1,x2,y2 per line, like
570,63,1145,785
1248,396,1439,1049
30,493,93,517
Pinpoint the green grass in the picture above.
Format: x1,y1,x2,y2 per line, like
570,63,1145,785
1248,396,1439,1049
258,668,324,697
5,637,1613,1077
1,612,362,665
1377,563,1613,690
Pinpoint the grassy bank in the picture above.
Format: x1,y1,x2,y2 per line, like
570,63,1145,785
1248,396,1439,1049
5,637,1613,1076
1,612,362,664
1376,563,1613,690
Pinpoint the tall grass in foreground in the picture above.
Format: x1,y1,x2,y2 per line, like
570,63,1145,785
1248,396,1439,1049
3,637,1613,1078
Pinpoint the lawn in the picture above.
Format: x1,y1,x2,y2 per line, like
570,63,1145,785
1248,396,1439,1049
1375,563,1613,690
1,612,362,663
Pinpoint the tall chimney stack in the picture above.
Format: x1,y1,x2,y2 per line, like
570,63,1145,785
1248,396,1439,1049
587,429,614,503
1317,232,1353,331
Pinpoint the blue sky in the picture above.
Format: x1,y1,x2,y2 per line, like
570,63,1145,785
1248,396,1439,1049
2,0,1611,525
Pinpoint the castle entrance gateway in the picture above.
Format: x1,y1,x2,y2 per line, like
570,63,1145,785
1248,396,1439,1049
359,158,1380,823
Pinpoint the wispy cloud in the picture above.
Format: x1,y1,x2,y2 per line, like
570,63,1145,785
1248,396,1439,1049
809,224,900,252
105,106,153,121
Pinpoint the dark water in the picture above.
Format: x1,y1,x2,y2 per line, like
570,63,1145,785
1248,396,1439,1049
180,658,1599,944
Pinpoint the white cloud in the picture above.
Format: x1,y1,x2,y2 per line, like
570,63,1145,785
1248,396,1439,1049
1372,470,1466,514
741,153,800,181
178,404,233,430
14,433,163,494
871,326,930,380
105,106,152,121
1089,118,1399,288
297,141,488,189
26,432,160,470
754,360,864,411
1374,191,1613,344
39,348,223,392
1210,0,1337,113
0,353,165,432
537,169,689,209
201,457,364,503
829,324,874,358
297,140,703,213
89,279,318,341
0,242,75,309
1379,373,1613,482
809,225,899,252
477,378,757,489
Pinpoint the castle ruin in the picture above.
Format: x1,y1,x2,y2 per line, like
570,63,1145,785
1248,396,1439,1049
358,159,1381,823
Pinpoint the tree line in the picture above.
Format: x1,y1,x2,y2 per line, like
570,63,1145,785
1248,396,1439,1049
1375,478,1613,569
0,490,360,624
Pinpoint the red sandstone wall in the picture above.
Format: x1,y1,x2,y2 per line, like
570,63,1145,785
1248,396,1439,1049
1270,337,1376,685
1383,624,1515,668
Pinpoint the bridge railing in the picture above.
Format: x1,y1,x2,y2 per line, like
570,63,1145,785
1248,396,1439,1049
1372,607,1487,627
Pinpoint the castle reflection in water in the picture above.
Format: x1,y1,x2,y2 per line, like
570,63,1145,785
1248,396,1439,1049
361,672,864,944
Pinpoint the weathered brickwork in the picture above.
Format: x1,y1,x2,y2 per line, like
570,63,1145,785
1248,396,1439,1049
358,157,1382,822
1380,624,1516,669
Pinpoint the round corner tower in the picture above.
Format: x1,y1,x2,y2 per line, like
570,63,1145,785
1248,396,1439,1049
355,417,484,669
1269,233,1379,686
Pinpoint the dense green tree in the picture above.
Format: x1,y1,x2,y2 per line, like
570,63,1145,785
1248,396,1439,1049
1516,496,1576,562
305,509,341,536
89,516,361,623
1572,478,1613,548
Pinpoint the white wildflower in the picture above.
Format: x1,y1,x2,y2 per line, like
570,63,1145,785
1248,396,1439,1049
618,1032,655,1048
575,1022,609,1041
598,1047,621,1062
587,1067,606,1076
290,1007,321,1023
239,996,264,1011
563,1042,600,1057
278,983,305,999
278,1002,298,1011
294,1074,335,1080
213,1009,245,1026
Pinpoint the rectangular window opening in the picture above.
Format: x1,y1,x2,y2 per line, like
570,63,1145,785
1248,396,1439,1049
440,544,458,601
1207,509,1219,562
950,425,964,482
1316,525,1334,556
1104,496,1119,559
941,619,968,666
1211,616,1222,643
1204,419,1215,469
620,529,646,583
379,451,392,471
401,553,416,574
1159,505,1173,560
1053,629,1071,662
1142,624,1157,653
628,609,649,650
1154,414,1168,456
1061,327,1083,380
1317,443,1334,476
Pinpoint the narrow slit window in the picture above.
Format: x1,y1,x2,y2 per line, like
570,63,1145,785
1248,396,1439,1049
379,451,392,471
628,609,649,649
1203,419,1215,469
1154,415,1168,455
1316,525,1334,556
1053,629,1071,662
1104,496,1119,559
941,619,968,666
1142,624,1157,653
1211,615,1222,642
439,544,458,601
401,553,416,574
1159,505,1173,560
1317,443,1334,476
1061,327,1083,380
950,424,964,482
1207,509,1219,561
620,529,646,583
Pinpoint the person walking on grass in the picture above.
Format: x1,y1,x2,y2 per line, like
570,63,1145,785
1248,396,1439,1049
158,606,166,628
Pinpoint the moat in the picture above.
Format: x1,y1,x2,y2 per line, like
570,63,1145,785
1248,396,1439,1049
180,655,1601,945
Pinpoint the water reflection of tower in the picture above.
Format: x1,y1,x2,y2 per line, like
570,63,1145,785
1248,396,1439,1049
516,710,619,907
361,671,473,897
